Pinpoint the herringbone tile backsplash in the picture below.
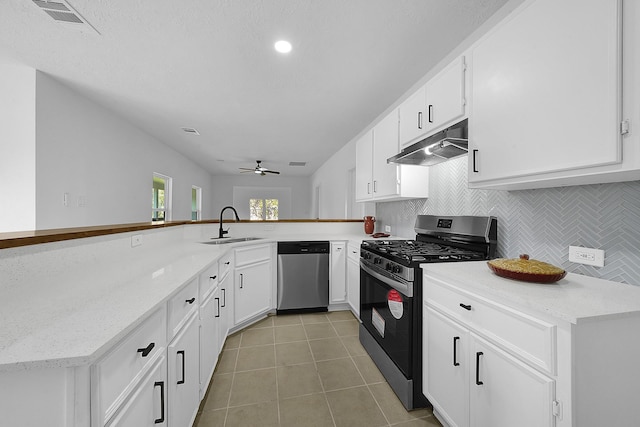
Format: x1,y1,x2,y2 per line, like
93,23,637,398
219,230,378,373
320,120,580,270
376,157,640,285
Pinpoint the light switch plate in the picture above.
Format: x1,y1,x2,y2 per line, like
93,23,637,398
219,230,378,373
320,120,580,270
569,246,604,267
385,225,391,233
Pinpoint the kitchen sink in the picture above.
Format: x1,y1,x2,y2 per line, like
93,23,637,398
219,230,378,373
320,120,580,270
202,237,264,245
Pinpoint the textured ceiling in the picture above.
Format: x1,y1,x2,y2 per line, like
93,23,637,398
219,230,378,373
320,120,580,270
0,0,509,176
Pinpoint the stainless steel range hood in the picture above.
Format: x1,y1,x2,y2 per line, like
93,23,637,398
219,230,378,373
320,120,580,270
387,119,468,166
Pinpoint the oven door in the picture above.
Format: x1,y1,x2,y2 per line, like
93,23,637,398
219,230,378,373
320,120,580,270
360,261,413,377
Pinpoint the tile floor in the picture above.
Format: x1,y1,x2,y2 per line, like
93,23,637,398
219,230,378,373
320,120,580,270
194,310,442,427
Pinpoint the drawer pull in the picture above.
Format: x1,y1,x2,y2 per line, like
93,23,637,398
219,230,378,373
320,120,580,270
154,381,165,424
225,261,230,265
185,297,196,304
459,303,472,311
210,275,217,280
453,336,460,366
137,342,155,357
177,350,186,385
215,297,221,318
475,352,484,386
221,288,226,307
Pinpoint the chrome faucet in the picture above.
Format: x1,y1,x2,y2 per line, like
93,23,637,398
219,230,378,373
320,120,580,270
218,206,240,238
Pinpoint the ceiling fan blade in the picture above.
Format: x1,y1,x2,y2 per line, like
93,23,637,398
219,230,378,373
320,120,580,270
263,170,280,174
239,168,255,171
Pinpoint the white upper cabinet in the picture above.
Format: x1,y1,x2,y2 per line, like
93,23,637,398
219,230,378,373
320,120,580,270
425,56,466,134
356,109,429,202
355,129,374,201
468,0,629,190
399,85,428,146
399,56,467,149
372,110,402,198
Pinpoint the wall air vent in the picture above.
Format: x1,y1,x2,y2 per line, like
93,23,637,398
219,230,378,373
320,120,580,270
31,0,100,34
288,162,306,167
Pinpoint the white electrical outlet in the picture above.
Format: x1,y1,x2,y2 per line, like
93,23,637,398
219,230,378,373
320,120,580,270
131,235,143,248
569,246,604,267
385,225,392,233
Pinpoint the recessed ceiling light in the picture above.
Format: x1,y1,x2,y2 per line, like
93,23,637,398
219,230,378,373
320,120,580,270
274,40,292,54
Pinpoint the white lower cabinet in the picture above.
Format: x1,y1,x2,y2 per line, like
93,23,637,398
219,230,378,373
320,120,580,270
423,280,555,427
330,241,347,304
346,242,360,317
235,259,271,324
199,286,220,399
424,308,469,427
218,264,233,346
426,307,555,427
469,335,554,427
106,355,168,427
168,312,200,427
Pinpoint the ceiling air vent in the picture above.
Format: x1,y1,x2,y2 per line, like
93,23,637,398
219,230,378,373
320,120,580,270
31,0,100,34
181,127,200,135
289,162,306,167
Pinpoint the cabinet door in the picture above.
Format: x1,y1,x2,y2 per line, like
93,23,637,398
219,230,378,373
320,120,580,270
235,259,271,325
200,288,220,398
470,334,555,427
347,256,360,317
355,130,374,201
425,56,466,132
424,307,469,427
330,242,347,304
372,109,400,198
469,0,621,185
168,313,201,427
399,85,427,147
219,271,233,348
107,355,167,427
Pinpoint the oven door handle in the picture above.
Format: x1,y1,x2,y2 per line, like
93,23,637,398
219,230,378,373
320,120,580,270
360,261,413,298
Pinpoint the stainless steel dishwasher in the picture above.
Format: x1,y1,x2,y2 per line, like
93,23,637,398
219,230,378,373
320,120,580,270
277,241,329,313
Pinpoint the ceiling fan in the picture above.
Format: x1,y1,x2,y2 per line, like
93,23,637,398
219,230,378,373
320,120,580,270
239,160,280,176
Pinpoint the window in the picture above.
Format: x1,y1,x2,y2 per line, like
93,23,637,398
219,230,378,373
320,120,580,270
191,186,202,221
249,198,278,220
152,173,172,222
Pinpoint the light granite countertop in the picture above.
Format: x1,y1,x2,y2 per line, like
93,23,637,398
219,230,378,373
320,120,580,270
0,233,369,372
423,261,640,324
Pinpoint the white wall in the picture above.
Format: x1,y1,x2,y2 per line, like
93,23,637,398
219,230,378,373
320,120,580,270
0,63,36,232
210,174,310,219
310,138,374,219
34,72,213,229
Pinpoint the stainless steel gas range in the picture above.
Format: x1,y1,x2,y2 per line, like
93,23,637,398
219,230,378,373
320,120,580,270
359,215,497,410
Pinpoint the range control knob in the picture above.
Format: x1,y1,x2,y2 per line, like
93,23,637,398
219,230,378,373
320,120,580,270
373,257,382,265
392,265,403,274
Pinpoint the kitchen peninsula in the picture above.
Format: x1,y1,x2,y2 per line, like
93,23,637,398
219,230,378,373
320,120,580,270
0,220,364,427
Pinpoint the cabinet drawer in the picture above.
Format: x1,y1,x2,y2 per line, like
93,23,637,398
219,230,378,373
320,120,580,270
94,306,167,425
347,242,360,262
168,278,199,339
199,262,219,300
235,244,271,267
218,251,233,280
425,276,556,375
